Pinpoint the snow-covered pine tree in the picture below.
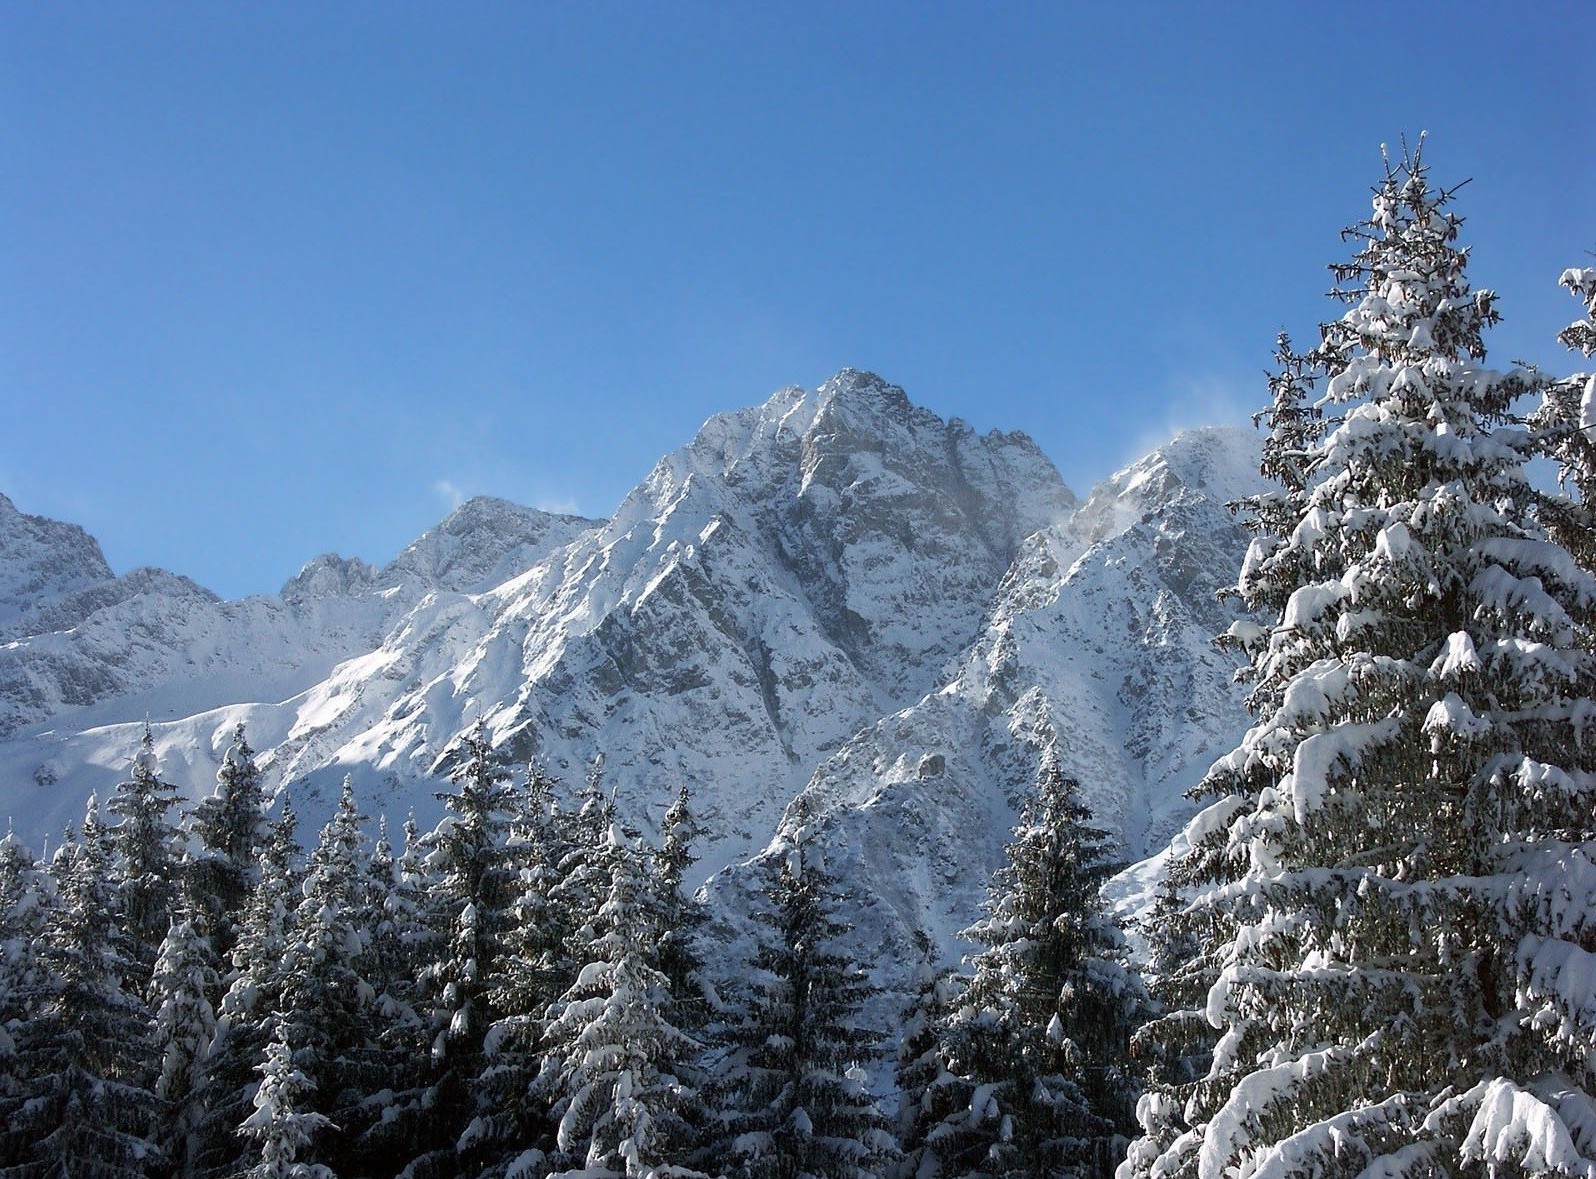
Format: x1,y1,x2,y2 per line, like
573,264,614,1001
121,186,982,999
0,829,57,1168
469,762,576,1177
237,1025,337,1179
108,724,186,998
1125,144,1596,1178
891,939,956,1179
711,828,894,1179
535,823,705,1179
149,910,221,1179
1531,264,1596,574
1121,274,1341,1178
189,722,270,965
270,776,390,1175
402,721,518,1178
917,750,1143,1179
653,784,709,1034
3,798,162,1177
197,798,304,1178
355,813,434,1177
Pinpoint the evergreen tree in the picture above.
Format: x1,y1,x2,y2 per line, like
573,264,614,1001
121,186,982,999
653,784,709,1034
273,777,388,1175
198,799,303,1178
536,825,705,1179
351,814,429,1176
107,725,186,998
1532,264,1596,573
237,1027,337,1179
891,942,956,1179
1126,145,1596,1177
149,911,221,1179
712,831,893,1179
0,829,57,1169
402,722,518,1178
918,752,1144,1179
470,763,573,1177
4,799,162,1177
189,722,270,965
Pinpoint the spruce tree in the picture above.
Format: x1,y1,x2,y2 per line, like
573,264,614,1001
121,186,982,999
712,831,893,1179
0,829,57,1170
107,725,186,999
470,763,573,1177
917,752,1144,1179
653,784,709,1034
403,722,518,1177
6,799,162,1177
148,912,221,1179
189,722,270,965
272,777,389,1175
1126,145,1596,1177
535,824,705,1179
237,1026,337,1179
891,943,956,1179
1532,264,1596,574
199,799,303,1178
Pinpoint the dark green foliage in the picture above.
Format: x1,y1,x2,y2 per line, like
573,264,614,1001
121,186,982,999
916,752,1144,1179
712,833,894,1179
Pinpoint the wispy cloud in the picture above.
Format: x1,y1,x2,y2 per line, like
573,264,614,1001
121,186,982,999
433,479,466,509
1117,370,1258,476
536,496,581,516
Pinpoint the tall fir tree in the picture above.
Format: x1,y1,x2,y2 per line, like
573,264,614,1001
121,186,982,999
1531,264,1596,574
4,799,162,1178
653,784,709,1034
0,829,57,1170
914,751,1144,1179
470,763,575,1177
107,725,186,999
711,828,894,1179
271,777,390,1176
189,722,270,966
237,1026,337,1179
198,798,304,1178
1125,144,1596,1178
402,721,518,1178
149,910,221,1179
535,825,706,1179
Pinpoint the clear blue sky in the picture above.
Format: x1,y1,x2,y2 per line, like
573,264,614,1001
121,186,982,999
4,2,1591,599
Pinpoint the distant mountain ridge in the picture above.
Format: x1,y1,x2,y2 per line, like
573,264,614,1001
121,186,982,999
0,371,1264,996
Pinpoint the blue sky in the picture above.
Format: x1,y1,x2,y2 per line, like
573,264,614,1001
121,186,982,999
4,2,1591,599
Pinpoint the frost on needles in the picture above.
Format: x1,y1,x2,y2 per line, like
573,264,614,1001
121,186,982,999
1124,143,1596,1179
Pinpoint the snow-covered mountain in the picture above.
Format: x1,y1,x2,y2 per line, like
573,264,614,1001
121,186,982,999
705,424,1269,987
0,371,1263,992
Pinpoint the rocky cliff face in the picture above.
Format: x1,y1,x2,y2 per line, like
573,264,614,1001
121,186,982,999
0,493,116,638
701,425,1268,990
0,374,1263,1003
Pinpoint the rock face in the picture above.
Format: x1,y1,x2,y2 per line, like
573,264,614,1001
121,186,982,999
0,493,116,638
703,425,1268,992
0,373,1264,1004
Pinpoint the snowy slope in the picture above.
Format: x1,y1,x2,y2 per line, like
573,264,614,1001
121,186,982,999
0,498,598,830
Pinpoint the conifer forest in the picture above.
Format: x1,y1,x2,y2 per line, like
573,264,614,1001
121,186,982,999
6,147,1596,1179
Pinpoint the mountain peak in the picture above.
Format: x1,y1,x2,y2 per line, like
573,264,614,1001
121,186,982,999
0,492,116,636
379,496,601,596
